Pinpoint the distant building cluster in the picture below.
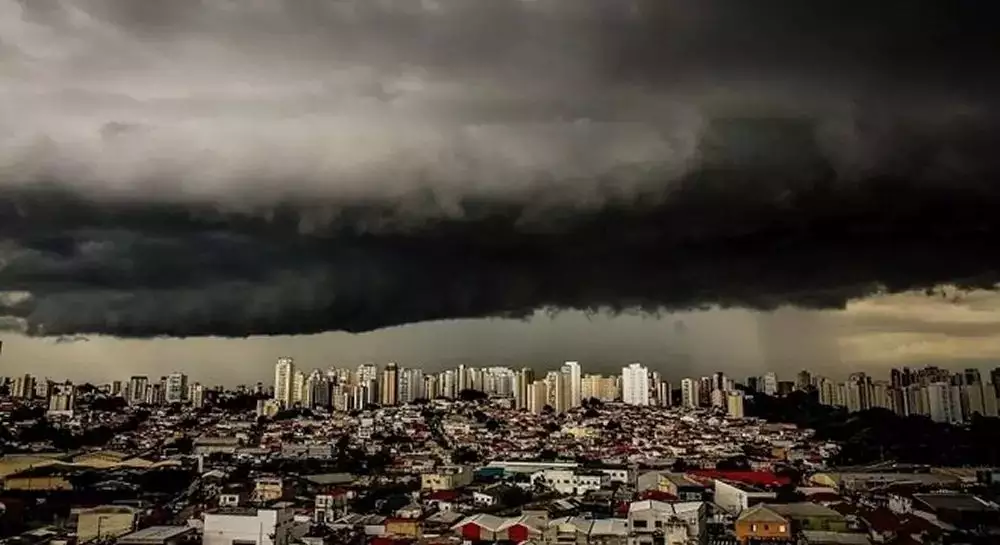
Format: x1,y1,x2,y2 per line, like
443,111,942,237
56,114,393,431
255,358,748,419
809,366,1000,424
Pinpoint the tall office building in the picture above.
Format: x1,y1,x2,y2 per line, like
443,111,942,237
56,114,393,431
165,372,188,404
274,357,295,408
680,378,698,409
561,361,582,408
380,362,399,406
621,363,650,406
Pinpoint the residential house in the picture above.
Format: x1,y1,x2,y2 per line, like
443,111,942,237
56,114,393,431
452,514,545,543
627,500,706,545
713,480,777,515
735,505,792,543
421,465,473,491
768,503,849,533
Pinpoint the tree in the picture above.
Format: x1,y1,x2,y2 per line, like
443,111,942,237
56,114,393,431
452,446,480,465
716,455,751,471
542,405,555,415
485,419,501,432
538,449,558,461
671,458,689,472
458,389,488,402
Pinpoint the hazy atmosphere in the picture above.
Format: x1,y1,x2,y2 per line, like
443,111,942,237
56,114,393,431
1,1,999,382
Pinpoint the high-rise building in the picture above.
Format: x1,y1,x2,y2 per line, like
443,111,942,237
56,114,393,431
726,392,745,419
47,381,75,416
515,368,534,410
274,357,295,408
796,370,812,391
582,374,618,402
110,381,123,397
127,375,148,406
763,372,778,396
380,363,399,406
528,380,548,414
12,374,34,399
165,372,188,404
680,378,697,409
291,371,306,406
657,382,672,407
545,371,567,413
926,382,961,424
561,361,582,408
305,370,330,409
190,383,205,409
621,363,650,406
399,368,424,404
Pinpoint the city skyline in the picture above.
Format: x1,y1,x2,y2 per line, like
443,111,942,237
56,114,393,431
8,357,998,426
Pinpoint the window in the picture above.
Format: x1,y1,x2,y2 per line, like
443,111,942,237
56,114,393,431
779,525,786,533
633,520,648,528
764,525,769,531
751,524,757,532
654,521,662,528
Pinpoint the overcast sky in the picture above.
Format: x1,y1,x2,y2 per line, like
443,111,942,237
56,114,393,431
5,287,1000,385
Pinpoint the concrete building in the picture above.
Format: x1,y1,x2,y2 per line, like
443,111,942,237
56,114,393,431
165,372,188,404
727,392,745,419
681,378,698,409
273,357,295,408
622,363,650,406
714,480,777,515
626,500,706,545
561,361,582,408
202,505,294,545
380,362,399,406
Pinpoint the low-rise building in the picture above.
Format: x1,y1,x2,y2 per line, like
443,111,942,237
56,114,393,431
421,465,473,491
202,505,294,545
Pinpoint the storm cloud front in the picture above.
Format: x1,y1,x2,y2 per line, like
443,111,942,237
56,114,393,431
0,0,998,337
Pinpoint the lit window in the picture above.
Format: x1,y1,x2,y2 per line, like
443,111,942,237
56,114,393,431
779,525,786,533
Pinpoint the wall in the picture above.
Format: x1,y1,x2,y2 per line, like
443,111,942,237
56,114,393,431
203,509,291,545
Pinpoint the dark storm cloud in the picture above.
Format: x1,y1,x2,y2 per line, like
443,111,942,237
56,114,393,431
0,0,998,337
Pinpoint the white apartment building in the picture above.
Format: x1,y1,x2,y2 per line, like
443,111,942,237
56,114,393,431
561,361,582,408
622,363,650,406
273,357,295,408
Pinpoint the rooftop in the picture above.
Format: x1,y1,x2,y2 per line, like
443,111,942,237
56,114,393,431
117,526,196,545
